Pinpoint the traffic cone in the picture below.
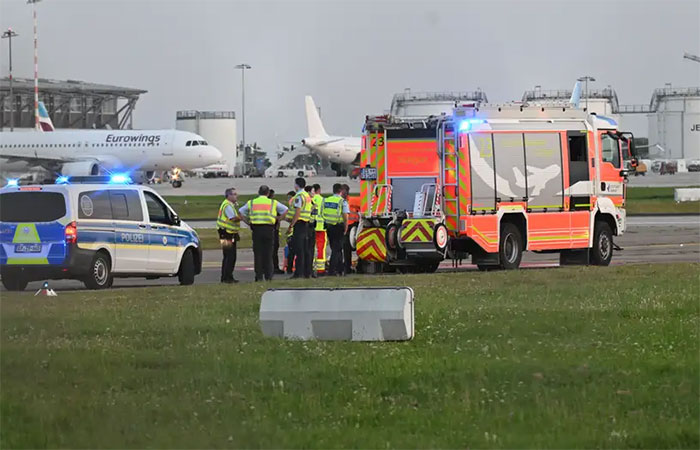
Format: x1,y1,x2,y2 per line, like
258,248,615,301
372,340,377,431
34,281,57,297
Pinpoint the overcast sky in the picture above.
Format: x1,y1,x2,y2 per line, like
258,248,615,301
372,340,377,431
1,0,698,149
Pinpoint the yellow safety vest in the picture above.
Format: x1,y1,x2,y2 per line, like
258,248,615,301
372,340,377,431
247,196,278,225
293,191,312,222
216,199,240,233
323,195,345,225
312,194,325,231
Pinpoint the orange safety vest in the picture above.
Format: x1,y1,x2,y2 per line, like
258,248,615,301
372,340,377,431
347,195,361,225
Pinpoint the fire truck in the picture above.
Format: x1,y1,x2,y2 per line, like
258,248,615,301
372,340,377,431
353,104,635,272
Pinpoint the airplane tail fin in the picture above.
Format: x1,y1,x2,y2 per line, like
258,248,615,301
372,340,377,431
305,95,328,138
569,81,582,108
38,101,55,131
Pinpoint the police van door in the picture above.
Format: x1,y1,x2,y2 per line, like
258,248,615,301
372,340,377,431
143,191,180,273
109,189,149,273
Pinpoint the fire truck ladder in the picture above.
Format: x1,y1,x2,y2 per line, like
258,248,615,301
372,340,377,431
438,120,460,233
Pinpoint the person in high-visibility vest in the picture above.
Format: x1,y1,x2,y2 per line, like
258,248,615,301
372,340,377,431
283,191,296,274
285,177,313,279
311,183,327,275
239,185,288,281
341,183,360,275
268,189,285,275
323,183,349,276
216,187,241,283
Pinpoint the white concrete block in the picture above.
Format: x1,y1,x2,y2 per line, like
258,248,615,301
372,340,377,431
259,287,414,341
674,188,700,202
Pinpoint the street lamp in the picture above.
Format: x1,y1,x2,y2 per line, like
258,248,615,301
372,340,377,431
1,28,18,131
28,0,42,131
234,63,252,157
577,76,596,112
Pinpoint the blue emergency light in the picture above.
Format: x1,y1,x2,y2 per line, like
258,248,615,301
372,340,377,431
109,174,132,184
55,176,70,184
5,179,19,187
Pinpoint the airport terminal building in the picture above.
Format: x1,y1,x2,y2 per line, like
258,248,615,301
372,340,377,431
0,77,146,131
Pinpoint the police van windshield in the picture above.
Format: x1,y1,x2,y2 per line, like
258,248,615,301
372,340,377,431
0,192,67,222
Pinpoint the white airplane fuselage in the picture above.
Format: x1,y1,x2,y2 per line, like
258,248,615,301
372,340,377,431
301,135,361,165
0,129,222,176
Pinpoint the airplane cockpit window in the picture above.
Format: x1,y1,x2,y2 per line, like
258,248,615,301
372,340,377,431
186,141,191,146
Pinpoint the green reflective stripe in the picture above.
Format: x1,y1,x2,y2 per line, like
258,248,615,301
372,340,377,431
7,257,49,265
216,200,239,232
249,197,277,225
295,192,312,222
12,223,40,244
323,196,344,225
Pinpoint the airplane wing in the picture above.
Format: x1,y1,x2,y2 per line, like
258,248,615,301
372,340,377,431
0,152,86,171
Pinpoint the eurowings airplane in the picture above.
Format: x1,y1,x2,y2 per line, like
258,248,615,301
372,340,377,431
0,127,222,182
301,96,361,175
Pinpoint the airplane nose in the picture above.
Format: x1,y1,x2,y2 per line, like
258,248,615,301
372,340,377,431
205,145,223,163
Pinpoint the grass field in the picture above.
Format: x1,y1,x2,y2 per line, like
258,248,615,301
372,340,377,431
165,187,699,220
1,264,698,448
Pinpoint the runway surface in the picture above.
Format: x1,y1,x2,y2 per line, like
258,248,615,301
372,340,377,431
4,217,697,293
150,172,699,196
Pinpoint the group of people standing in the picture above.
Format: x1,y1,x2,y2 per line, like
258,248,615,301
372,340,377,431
216,178,357,283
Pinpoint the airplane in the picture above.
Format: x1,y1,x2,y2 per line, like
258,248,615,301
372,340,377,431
301,96,361,176
0,127,222,186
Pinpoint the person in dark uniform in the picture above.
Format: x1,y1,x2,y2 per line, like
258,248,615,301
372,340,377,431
239,185,288,281
216,187,241,283
341,183,354,275
323,183,349,276
268,189,285,274
304,185,316,278
284,190,296,274
286,178,313,278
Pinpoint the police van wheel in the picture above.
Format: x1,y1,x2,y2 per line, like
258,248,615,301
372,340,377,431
591,221,613,266
178,250,196,285
84,252,113,290
2,275,28,291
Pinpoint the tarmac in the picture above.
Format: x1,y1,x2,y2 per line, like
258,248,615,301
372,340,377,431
6,215,698,293
149,172,699,196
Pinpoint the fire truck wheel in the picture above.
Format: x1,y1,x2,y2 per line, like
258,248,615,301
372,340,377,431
385,223,399,250
591,221,613,266
499,223,523,270
348,224,358,250
433,223,449,252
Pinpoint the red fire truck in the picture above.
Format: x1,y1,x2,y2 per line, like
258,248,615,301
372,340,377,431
354,104,635,272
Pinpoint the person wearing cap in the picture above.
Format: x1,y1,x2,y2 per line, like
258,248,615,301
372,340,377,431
286,178,313,278
239,185,288,281
216,187,241,283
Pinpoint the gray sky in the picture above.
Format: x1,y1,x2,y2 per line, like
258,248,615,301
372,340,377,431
1,0,698,148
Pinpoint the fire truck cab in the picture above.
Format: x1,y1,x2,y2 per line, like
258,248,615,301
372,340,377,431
355,104,634,272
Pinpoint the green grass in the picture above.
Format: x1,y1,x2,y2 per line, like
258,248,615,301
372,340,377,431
2,264,698,448
166,188,699,220
195,227,253,250
166,195,290,220
626,187,700,214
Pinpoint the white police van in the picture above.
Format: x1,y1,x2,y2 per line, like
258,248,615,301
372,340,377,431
0,176,202,291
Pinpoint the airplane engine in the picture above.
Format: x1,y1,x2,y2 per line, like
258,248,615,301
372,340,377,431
130,170,158,184
60,161,101,176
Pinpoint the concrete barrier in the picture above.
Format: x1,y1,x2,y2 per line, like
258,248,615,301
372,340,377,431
674,188,700,202
259,287,414,341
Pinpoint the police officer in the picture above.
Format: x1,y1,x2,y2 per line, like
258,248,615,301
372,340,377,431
268,189,285,274
239,185,287,281
304,185,316,277
286,178,313,279
323,183,349,276
216,187,241,283
283,190,296,274
311,183,327,276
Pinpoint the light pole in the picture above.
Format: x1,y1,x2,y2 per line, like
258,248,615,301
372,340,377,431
28,0,42,131
234,63,252,157
1,28,18,131
577,76,595,112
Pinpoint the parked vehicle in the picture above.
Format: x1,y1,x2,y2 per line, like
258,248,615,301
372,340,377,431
0,175,202,291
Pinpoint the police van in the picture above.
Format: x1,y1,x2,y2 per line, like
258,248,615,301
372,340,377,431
0,176,202,291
